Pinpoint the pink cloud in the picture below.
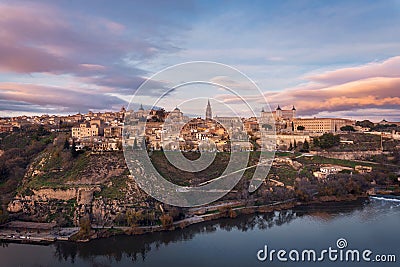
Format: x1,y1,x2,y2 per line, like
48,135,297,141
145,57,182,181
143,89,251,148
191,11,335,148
0,82,125,113
306,56,400,85
216,57,400,120
268,76,400,116
0,2,154,74
0,43,75,73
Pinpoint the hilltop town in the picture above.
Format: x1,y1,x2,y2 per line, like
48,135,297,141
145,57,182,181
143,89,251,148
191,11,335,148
2,101,399,153
0,102,400,242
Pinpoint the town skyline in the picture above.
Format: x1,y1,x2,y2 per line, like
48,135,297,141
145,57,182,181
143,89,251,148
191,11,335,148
0,102,397,124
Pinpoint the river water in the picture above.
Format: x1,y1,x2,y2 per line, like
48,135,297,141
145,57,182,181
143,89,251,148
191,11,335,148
1,197,399,267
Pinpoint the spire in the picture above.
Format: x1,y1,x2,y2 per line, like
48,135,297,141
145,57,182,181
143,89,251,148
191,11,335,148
206,99,212,120
139,104,144,110
276,105,282,111
292,105,296,111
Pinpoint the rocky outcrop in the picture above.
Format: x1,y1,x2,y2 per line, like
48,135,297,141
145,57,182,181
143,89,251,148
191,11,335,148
32,188,77,201
7,200,23,213
274,157,302,170
7,187,99,214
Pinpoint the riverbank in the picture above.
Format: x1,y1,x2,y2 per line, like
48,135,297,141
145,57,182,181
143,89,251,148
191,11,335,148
1,194,370,244
2,196,398,267
0,225,80,245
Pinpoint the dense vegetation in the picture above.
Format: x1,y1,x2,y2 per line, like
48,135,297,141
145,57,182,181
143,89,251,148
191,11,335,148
0,126,54,213
312,133,389,152
313,133,340,149
294,173,370,201
356,120,375,129
340,125,356,132
356,120,400,132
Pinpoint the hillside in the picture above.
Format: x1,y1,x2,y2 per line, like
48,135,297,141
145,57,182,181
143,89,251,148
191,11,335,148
6,134,154,226
0,127,55,215
1,129,399,229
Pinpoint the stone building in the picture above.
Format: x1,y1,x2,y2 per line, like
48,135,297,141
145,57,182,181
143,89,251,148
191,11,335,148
293,118,355,133
71,122,99,139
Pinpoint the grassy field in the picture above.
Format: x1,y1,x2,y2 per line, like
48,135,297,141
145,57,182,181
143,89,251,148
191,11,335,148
149,151,268,186
94,170,130,200
19,151,90,192
268,165,297,186
150,151,230,186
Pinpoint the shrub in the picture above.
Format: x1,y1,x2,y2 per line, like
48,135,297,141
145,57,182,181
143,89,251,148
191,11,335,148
313,133,340,149
159,214,173,229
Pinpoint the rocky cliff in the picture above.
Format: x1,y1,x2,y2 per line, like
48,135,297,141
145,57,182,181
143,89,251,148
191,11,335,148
7,143,154,227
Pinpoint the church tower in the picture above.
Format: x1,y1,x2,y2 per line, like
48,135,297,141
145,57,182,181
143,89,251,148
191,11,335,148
276,105,282,119
292,105,296,119
206,99,212,120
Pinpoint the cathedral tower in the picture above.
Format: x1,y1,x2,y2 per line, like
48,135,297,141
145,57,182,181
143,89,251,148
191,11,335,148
206,99,212,120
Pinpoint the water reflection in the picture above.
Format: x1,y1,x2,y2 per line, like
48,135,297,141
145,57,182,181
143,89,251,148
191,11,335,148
53,199,369,265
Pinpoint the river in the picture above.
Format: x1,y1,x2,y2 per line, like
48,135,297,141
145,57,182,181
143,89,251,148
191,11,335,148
0,197,399,266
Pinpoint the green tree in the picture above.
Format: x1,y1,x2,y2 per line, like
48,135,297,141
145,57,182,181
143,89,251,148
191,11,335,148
143,211,156,226
288,142,293,151
301,139,310,152
340,125,356,132
126,209,142,227
37,125,49,136
250,136,260,151
70,140,78,158
313,133,340,149
63,139,70,150
356,120,374,129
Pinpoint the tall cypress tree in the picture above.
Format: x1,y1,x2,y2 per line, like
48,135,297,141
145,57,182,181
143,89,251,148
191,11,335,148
71,140,78,158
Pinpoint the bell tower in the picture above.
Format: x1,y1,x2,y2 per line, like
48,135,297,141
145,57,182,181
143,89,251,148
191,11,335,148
206,99,212,120
292,105,296,118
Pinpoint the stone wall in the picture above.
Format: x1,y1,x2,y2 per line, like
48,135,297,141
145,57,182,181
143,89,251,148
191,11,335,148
7,187,99,213
310,150,381,160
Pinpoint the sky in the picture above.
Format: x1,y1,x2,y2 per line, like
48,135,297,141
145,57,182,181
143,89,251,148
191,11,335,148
0,0,400,121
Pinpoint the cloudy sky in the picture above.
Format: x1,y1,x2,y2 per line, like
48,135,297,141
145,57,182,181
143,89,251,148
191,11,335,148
1,0,400,121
